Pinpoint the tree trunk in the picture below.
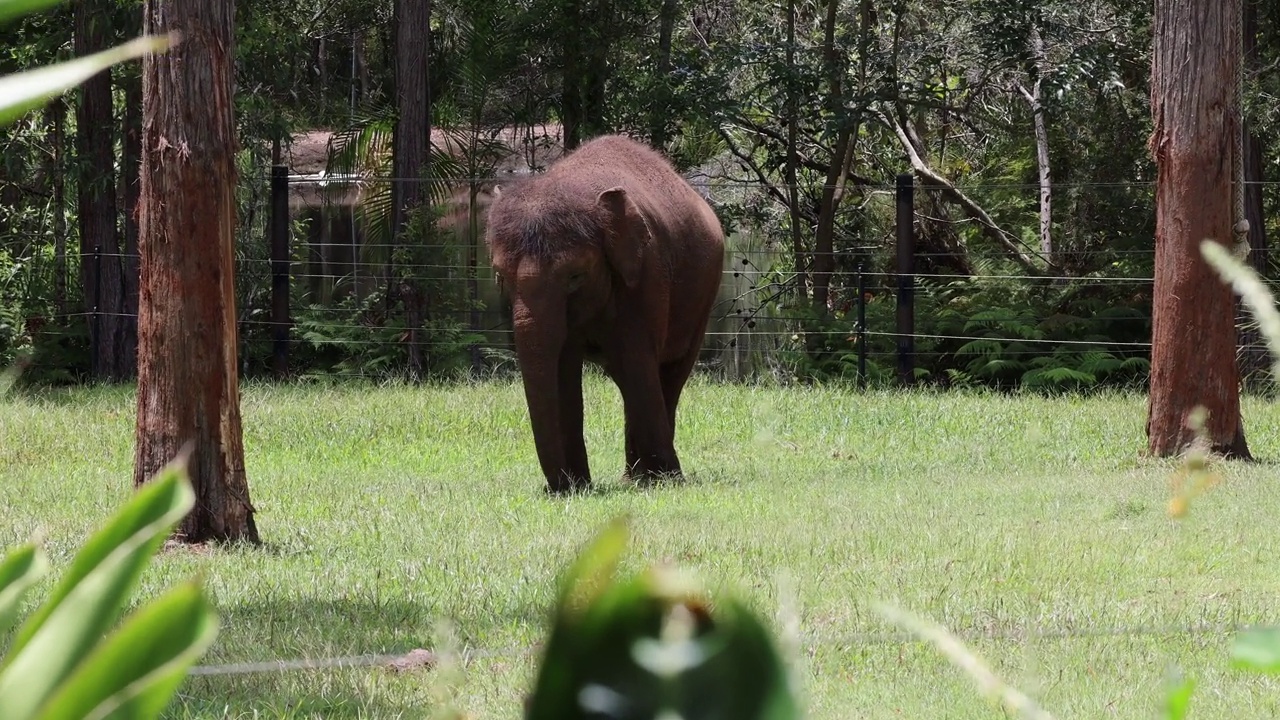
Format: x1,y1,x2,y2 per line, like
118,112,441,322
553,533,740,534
1243,0,1267,272
581,0,613,140
392,0,433,379
784,0,808,303
649,0,678,149
1237,0,1269,381
135,0,258,543
561,0,583,149
1146,0,1249,458
75,0,129,381
810,0,844,316
48,98,68,318
122,73,142,373
1020,25,1054,270
391,0,431,240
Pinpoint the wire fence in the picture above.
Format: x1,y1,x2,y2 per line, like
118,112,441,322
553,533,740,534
8,170,1275,386
183,620,1272,678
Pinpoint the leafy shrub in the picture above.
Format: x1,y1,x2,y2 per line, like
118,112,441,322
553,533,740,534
0,460,217,719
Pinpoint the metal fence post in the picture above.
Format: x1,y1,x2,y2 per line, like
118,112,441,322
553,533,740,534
895,173,915,386
270,165,291,378
857,262,867,389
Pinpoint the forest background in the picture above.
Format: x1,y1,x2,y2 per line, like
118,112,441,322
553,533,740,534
2,0,1278,391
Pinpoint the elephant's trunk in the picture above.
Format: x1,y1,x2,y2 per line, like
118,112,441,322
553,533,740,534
512,293,573,492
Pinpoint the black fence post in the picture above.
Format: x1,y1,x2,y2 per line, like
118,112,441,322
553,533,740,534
895,173,915,386
269,164,291,378
857,263,867,390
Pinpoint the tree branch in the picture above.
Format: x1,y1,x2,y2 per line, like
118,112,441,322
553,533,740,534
877,111,1042,274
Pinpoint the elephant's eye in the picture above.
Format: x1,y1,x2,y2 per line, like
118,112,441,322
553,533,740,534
567,271,586,292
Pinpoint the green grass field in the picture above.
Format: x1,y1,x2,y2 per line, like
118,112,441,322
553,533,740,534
3,377,1280,719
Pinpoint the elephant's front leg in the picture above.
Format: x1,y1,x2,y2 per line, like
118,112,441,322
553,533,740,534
558,345,591,489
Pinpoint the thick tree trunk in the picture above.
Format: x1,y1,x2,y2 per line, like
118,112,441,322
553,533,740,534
1146,0,1249,458
391,0,431,239
135,0,258,543
392,0,433,379
75,0,129,381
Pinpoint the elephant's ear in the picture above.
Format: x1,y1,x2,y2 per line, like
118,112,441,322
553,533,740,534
597,186,652,289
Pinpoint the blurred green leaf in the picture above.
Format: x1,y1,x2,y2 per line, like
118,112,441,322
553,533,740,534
0,0,62,27
1231,629,1280,674
0,460,195,719
32,580,217,720
558,516,629,613
0,35,172,127
527,517,800,720
0,543,48,637
1161,672,1194,720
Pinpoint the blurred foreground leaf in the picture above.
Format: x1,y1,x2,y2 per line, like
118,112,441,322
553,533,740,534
0,458,218,720
526,518,800,720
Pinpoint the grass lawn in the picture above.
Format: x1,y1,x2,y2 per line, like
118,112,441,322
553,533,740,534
3,376,1280,719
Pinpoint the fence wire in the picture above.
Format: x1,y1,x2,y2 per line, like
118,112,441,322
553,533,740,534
185,621,1273,678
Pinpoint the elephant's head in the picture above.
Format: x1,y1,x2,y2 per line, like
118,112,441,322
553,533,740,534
485,182,653,491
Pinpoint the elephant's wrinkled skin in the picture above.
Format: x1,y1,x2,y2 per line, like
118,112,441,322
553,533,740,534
486,135,725,493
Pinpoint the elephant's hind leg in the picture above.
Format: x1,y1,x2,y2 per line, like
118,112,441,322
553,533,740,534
616,360,680,483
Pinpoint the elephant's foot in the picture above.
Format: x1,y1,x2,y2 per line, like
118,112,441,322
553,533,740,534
545,471,592,496
622,456,684,488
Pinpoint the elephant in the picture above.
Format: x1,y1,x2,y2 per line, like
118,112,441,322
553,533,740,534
485,134,725,494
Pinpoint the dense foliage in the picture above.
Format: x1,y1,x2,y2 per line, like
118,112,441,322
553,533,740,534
1,0,1278,389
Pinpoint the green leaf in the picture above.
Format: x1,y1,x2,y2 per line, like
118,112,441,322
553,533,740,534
1161,672,1194,720
0,35,172,127
1231,629,1280,673
0,543,48,637
0,460,194,720
558,516,629,613
31,580,217,720
0,0,62,27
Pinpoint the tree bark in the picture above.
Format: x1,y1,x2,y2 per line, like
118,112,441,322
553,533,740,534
121,6,144,374
561,0,583,149
1243,0,1267,272
135,0,258,542
1018,25,1054,270
784,0,808,303
1146,0,1249,458
809,0,846,316
391,0,432,240
75,0,129,381
649,0,678,149
48,98,68,317
392,0,433,379
581,0,613,140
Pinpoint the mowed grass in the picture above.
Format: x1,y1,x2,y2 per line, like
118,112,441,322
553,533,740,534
3,376,1280,719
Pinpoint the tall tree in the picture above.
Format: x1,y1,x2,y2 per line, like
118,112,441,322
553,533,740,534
391,0,433,378
75,0,131,380
135,0,258,542
1146,0,1249,457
